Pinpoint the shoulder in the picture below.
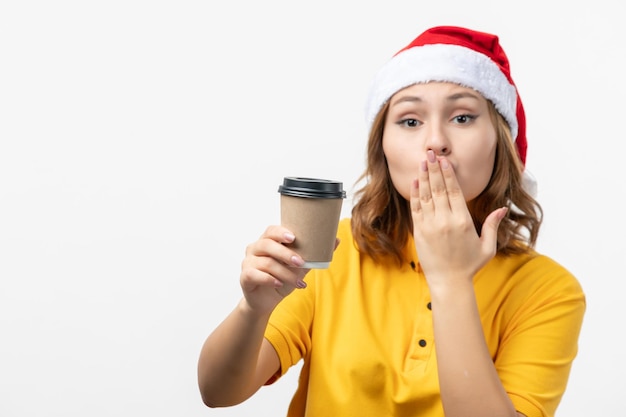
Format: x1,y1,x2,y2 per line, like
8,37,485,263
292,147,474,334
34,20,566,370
517,251,582,290
332,218,359,262
336,217,353,239
481,250,585,304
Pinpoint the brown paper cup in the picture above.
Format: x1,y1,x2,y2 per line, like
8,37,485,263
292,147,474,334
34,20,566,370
278,177,346,269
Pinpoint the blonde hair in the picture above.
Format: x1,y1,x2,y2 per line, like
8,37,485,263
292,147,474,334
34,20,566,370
351,100,543,266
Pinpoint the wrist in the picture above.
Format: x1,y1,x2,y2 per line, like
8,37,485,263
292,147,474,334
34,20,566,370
237,297,273,322
427,278,475,304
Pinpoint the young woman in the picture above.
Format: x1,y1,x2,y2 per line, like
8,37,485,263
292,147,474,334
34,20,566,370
197,25,586,417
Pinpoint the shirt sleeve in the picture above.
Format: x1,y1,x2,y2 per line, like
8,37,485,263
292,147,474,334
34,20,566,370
263,267,319,385
496,256,586,417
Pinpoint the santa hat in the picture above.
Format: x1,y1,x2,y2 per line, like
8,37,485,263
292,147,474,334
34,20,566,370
366,25,536,195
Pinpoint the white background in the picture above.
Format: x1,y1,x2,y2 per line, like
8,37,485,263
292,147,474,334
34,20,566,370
1,1,623,416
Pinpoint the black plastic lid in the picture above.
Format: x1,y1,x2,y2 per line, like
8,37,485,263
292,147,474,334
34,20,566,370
278,177,346,199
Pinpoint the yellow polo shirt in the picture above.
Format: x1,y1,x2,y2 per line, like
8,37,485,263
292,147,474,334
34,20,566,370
264,218,585,417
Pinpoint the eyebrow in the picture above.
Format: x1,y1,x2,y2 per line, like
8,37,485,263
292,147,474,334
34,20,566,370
391,91,482,107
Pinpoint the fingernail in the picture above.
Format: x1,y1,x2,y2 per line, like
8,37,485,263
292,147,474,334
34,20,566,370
296,280,307,289
291,255,305,267
284,232,295,242
427,150,436,163
440,159,449,169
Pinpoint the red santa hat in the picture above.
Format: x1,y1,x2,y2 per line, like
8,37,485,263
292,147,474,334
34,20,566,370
366,26,536,195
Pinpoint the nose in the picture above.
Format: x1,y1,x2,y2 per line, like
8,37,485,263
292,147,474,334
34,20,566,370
424,122,451,156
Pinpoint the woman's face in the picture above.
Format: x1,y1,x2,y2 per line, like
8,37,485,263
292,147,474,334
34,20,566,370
382,82,497,202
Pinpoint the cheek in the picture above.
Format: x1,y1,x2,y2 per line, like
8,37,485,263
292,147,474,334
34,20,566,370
457,148,496,200
382,138,419,200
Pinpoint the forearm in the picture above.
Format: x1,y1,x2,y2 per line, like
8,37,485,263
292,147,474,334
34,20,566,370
197,298,272,407
430,281,517,417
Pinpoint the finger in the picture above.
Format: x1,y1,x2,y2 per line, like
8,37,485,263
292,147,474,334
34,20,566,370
248,227,305,268
438,157,466,212
260,225,298,245
410,178,422,217
247,233,309,289
418,159,435,214
242,254,308,291
425,151,450,211
480,207,508,252
240,265,287,292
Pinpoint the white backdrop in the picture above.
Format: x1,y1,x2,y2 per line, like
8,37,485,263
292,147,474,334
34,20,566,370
1,1,623,416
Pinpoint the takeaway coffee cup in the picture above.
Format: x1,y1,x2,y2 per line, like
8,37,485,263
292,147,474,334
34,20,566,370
278,177,346,269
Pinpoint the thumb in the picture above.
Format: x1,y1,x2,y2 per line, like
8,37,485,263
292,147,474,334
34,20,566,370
480,207,508,250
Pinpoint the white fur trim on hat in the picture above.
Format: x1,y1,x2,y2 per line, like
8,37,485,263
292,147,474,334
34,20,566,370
365,43,518,141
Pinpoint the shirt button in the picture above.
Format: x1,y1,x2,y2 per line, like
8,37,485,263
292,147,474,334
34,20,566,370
427,302,432,310
419,339,427,347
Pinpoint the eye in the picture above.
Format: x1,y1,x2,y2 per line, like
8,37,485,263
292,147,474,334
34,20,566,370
452,114,477,124
396,118,421,128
